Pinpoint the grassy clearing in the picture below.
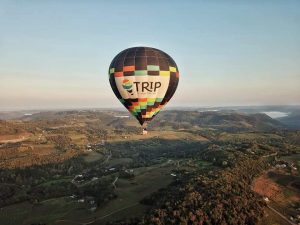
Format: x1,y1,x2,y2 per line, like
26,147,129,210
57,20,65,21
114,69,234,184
37,177,72,187
31,143,56,156
0,198,78,225
83,151,104,163
0,132,32,143
0,202,32,225
219,132,283,141
108,130,208,142
197,160,212,168
68,132,87,146
107,158,133,167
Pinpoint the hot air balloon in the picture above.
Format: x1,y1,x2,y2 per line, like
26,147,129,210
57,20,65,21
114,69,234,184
108,47,179,133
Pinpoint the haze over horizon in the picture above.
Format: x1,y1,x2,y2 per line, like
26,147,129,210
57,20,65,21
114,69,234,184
1,0,300,110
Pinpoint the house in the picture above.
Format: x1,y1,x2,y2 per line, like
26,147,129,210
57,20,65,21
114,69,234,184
89,200,95,205
114,115,129,118
291,163,297,170
275,164,286,168
72,174,85,183
90,206,97,212
69,195,76,199
85,196,96,205
91,177,98,181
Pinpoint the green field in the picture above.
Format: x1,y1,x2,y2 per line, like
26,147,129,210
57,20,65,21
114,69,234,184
58,163,175,225
0,198,80,225
83,151,104,163
219,132,283,141
0,162,176,225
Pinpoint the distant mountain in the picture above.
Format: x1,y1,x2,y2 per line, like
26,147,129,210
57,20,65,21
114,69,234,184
0,109,289,132
150,111,283,131
277,113,300,129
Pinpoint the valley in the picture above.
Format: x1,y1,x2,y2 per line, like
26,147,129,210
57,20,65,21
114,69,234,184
0,109,299,225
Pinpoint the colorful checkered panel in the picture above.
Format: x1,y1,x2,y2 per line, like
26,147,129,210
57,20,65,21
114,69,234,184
109,47,179,125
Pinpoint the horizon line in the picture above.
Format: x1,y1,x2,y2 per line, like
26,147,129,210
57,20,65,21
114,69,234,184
0,104,300,112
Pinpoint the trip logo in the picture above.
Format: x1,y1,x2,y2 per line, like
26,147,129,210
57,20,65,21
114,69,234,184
122,79,134,95
122,79,161,95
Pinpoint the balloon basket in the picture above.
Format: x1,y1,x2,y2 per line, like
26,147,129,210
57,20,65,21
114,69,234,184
142,126,148,135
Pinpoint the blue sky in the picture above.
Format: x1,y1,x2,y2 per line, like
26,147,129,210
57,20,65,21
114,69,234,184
0,0,299,110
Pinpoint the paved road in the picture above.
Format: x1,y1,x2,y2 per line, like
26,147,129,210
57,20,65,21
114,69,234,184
262,152,278,158
267,205,296,225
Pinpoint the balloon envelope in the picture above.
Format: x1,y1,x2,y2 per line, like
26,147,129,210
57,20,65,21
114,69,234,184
109,47,179,125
